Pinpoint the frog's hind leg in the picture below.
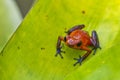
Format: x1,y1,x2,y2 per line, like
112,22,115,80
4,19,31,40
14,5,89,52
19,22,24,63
65,24,85,34
90,30,101,55
73,46,92,66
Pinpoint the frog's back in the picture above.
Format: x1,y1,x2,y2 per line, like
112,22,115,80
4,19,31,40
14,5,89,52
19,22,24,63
70,30,89,39
70,30,91,46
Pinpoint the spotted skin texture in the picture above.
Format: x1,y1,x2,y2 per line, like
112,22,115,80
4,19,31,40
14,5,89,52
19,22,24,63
55,24,101,66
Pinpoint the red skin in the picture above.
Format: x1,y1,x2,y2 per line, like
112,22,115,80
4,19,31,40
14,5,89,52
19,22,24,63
59,29,93,54
65,30,92,49
55,24,101,66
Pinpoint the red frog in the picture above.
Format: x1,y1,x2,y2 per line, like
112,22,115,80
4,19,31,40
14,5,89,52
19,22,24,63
55,24,101,66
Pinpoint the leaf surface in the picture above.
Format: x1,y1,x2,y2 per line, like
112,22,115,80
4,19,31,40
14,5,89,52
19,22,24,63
0,0,120,80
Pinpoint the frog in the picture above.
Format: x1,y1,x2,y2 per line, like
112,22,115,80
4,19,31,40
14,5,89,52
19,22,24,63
55,24,101,66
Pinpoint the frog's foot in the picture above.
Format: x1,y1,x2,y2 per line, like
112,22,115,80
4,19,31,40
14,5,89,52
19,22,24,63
92,46,101,55
91,30,101,55
55,47,65,59
73,55,83,66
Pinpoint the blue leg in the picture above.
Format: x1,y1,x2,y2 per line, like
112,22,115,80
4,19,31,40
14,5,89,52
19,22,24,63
73,46,92,66
90,30,101,55
73,55,83,66
65,24,85,34
55,36,65,59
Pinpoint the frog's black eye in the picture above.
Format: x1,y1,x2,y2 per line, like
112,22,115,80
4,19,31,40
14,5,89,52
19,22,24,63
64,37,66,42
77,41,82,47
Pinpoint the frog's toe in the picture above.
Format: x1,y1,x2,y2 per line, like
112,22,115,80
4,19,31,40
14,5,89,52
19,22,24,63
73,55,83,66
92,46,101,55
55,48,65,59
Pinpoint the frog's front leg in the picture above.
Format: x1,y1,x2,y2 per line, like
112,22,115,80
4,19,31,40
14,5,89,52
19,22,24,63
55,36,65,58
65,24,85,34
90,30,101,55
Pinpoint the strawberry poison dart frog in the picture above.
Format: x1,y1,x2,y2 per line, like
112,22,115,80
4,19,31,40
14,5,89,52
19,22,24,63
55,24,101,66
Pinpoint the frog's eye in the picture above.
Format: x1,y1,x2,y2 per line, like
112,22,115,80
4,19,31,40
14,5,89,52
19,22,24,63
77,41,82,47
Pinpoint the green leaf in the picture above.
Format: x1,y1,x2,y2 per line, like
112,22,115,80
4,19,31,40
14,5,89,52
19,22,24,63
0,0,120,80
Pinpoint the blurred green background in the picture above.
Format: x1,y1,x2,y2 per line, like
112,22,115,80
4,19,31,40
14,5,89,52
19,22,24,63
0,0,34,52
